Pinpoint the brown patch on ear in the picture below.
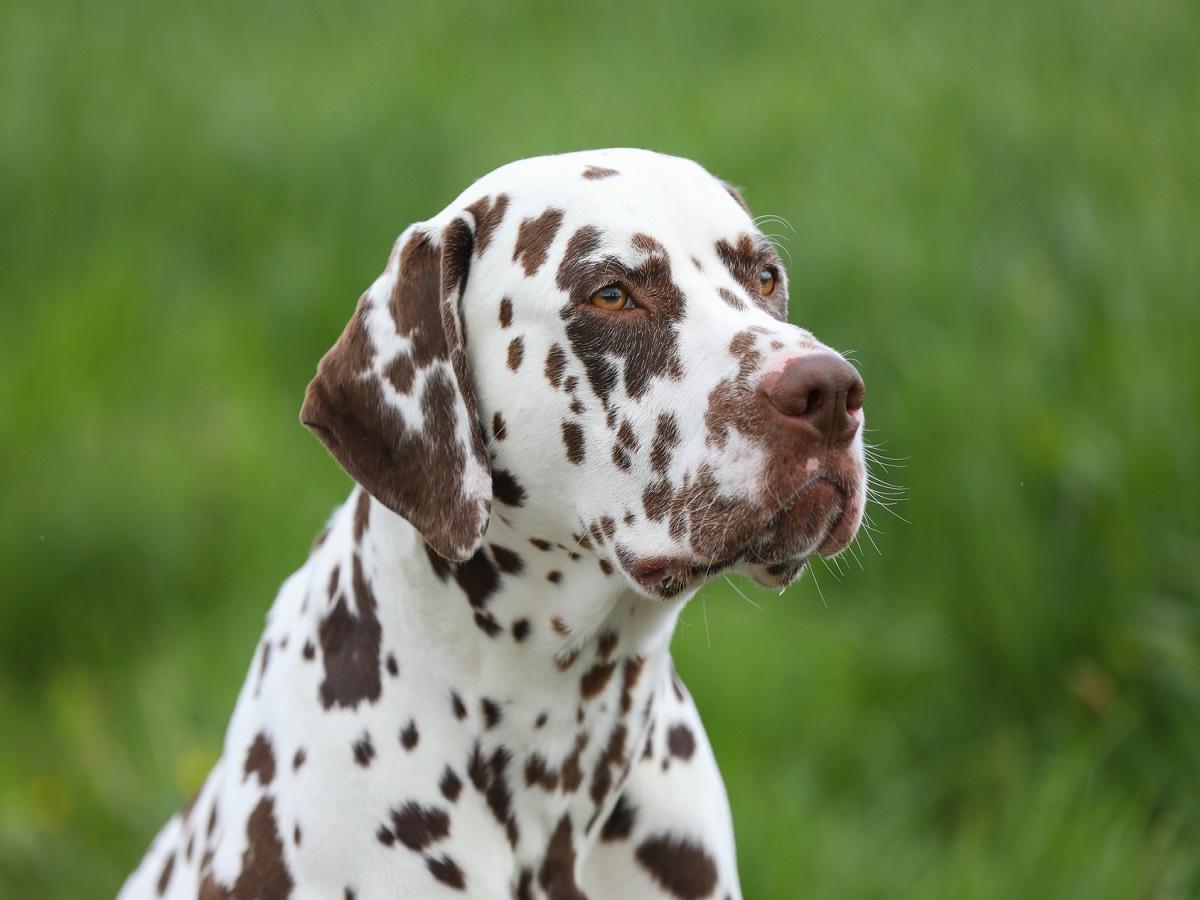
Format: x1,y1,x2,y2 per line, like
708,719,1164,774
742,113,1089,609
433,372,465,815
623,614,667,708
300,224,490,562
582,165,620,180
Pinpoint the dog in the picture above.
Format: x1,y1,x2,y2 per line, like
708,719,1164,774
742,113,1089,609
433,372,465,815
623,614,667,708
120,148,866,899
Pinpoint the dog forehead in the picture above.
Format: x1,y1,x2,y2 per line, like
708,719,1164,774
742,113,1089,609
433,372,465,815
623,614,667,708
438,148,751,245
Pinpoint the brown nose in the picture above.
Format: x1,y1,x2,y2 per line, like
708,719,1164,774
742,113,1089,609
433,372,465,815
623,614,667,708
762,352,864,444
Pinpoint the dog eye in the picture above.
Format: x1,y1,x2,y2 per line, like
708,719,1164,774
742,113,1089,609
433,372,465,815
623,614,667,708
590,284,635,311
759,268,777,297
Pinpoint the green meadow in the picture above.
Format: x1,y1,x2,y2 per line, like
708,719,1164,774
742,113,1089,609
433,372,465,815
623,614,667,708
2,0,1197,895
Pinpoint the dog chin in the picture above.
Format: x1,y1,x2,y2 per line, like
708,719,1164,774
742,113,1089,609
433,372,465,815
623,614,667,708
738,479,864,587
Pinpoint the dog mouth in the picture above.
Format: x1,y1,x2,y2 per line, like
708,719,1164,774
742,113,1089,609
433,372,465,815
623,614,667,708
628,554,744,597
620,473,863,598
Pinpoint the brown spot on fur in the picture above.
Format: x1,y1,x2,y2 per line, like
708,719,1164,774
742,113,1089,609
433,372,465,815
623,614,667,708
386,653,398,676
513,208,565,277
243,732,276,786
453,547,500,608
499,297,513,328
353,489,371,542
491,544,524,575
293,749,306,770
475,610,502,637
352,732,375,767
515,868,534,900
650,413,681,474
597,630,618,659
546,570,562,584
400,719,419,750
588,723,628,809
544,344,567,388
717,286,746,310
612,444,632,470
582,165,620,180
451,691,467,720
427,855,466,890
620,656,645,714
255,641,271,693
467,743,519,848
525,754,560,791
642,480,674,522
465,194,509,255
617,419,639,452
581,661,617,699
481,698,503,728
156,852,175,895
562,422,585,464
560,734,588,793
636,835,718,899
507,336,525,372
440,766,462,802
389,801,450,851
667,724,696,760
601,793,637,842
204,797,293,899
492,411,507,441
555,648,580,671
539,815,587,900
492,469,526,507
530,538,552,551
512,618,531,641
318,555,382,710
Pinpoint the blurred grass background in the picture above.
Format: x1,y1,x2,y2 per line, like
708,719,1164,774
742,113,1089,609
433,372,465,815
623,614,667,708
2,0,1198,896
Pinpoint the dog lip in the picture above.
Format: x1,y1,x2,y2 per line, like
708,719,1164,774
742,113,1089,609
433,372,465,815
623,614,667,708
629,554,740,593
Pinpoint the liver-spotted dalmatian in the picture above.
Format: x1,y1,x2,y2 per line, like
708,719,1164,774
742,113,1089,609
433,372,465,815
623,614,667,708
121,149,867,899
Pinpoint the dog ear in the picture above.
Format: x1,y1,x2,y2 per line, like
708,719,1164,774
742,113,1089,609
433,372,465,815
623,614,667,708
300,218,490,562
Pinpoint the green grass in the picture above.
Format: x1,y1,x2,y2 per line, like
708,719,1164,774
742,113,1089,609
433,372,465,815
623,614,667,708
2,0,1198,895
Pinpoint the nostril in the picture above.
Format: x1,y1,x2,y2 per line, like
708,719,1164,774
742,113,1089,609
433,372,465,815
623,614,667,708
846,379,865,413
804,388,823,416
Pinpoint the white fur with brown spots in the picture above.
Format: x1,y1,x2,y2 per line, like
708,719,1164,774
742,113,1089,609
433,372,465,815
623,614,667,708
121,149,867,899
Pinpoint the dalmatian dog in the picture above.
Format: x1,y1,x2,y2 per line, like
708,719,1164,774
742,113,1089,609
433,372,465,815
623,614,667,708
121,148,866,899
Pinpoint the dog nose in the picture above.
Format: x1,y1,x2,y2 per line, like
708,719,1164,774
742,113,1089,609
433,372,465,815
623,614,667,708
762,352,864,444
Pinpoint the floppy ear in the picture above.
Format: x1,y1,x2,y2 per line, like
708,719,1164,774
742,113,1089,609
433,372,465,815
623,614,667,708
300,218,490,562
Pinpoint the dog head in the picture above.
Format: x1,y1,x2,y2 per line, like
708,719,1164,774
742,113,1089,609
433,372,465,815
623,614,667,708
302,149,866,598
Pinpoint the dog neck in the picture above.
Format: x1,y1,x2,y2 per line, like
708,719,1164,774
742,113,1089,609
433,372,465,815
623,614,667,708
300,487,688,848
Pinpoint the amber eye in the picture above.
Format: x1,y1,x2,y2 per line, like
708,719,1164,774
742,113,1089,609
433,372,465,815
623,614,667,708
590,284,634,311
759,268,777,297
